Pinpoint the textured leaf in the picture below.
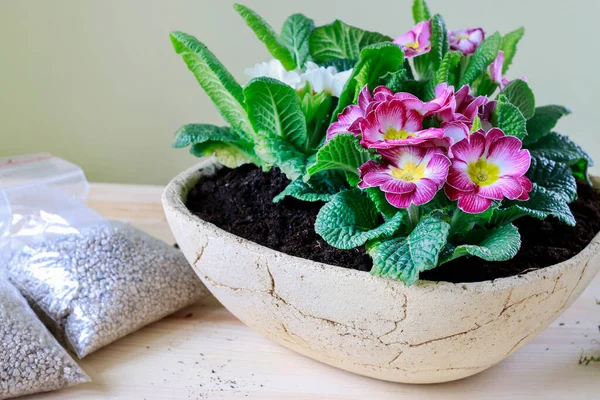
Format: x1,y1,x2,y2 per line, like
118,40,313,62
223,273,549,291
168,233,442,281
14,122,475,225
332,42,405,119
309,20,391,62
381,68,409,92
527,131,593,181
273,171,348,203
369,216,450,285
527,156,577,202
442,224,521,264
280,13,316,68
435,51,462,86
320,58,357,71
501,27,525,74
500,80,535,119
190,141,259,168
412,0,432,23
305,134,373,184
459,32,502,87
429,14,449,72
524,105,571,145
253,134,307,180
470,116,482,133
315,189,404,249
449,206,495,237
172,124,241,148
492,184,576,226
170,31,253,137
244,77,308,150
366,187,404,221
233,4,296,70
494,101,527,140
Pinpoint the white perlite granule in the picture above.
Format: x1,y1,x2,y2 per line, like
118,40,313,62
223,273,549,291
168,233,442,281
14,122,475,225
7,221,208,358
0,275,89,399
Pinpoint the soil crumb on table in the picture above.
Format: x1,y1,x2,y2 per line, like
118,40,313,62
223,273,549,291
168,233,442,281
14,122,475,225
187,165,600,283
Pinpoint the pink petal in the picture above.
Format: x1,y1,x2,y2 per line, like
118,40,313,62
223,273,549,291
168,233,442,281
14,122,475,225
474,184,505,200
447,164,476,191
444,184,464,201
380,179,417,194
375,99,407,131
358,161,392,188
488,176,525,200
385,191,415,209
358,85,373,111
441,121,469,144
451,132,486,163
424,154,451,185
326,105,364,141
411,179,439,205
378,146,424,167
457,192,493,214
484,127,505,146
373,86,393,102
404,109,423,132
487,138,531,176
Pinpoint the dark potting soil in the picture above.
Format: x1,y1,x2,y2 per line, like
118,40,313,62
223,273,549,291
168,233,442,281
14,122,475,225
186,165,600,283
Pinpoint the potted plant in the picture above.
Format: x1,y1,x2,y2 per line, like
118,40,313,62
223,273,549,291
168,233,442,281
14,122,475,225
163,0,600,383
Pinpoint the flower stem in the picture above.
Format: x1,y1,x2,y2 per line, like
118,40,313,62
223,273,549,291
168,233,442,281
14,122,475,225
407,204,420,230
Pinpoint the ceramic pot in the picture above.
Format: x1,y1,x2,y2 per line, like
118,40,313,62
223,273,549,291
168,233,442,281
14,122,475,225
163,157,600,384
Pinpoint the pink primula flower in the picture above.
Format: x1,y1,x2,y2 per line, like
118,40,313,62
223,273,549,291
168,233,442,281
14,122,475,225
489,50,510,89
444,128,532,214
326,86,373,141
359,146,451,208
359,98,445,149
449,28,485,55
394,21,432,58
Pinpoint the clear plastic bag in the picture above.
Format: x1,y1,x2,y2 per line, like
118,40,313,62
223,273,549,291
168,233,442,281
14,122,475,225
0,271,90,399
1,154,209,358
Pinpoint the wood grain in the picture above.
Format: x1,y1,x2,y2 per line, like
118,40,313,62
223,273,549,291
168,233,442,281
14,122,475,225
29,183,600,400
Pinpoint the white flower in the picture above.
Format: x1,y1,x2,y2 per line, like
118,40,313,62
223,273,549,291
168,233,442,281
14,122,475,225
299,62,353,97
244,59,353,97
244,59,302,89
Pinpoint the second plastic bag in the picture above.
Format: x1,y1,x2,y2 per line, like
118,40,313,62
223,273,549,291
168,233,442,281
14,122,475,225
1,155,209,357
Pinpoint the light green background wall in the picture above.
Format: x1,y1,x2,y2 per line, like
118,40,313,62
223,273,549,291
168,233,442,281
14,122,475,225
1,0,598,184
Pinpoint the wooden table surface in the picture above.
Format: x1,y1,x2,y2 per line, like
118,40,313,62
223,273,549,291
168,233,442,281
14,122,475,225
30,183,600,400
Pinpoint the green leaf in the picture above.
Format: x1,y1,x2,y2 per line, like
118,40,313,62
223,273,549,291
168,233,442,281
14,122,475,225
459,32,502,87
315,189,404,250
332,42,405,118
253,134,307,180
305,134,373,184
429,14,449,72
442,224,521,264
320,58,357,71
273,170,348,203
524,105,571,145
308,20,391,62
280,13,316,68
365,187,405,221
470,116,482,133
501,27,525,74
233,4,296,70
244,77,308,150
527,131,593,181
170,31,253,137
527,156,577,202
499,80,535,119
172,124,241,148
494,101,527,140
381,68,409,92
412,0,432,23
190,141,259,168
449,206,495,238
492,184,576,226
369,216,450,285
475,73,499,97
435,51,462,86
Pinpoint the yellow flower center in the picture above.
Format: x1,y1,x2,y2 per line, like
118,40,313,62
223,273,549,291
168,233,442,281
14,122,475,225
383,128,413,140
391,161,426,182
467,159,500,186
456,35,469,40
406,40,420,50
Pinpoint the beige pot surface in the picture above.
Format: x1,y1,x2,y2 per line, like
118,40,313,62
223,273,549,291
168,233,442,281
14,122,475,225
162,157,600,384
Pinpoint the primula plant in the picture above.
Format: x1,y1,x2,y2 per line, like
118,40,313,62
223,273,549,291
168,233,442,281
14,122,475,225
171,0,593,285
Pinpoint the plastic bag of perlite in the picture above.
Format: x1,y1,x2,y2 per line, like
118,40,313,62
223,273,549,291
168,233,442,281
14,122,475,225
0,271,90,399
0,154,209,358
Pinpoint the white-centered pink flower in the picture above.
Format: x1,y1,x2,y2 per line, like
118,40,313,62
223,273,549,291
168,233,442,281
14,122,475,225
449,28,485,55
393,21,432,58
444,128,532,214
359,146,451,208
359,98,445,149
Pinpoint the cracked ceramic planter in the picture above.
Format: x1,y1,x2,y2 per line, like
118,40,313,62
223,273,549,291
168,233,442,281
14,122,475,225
163,157,600,384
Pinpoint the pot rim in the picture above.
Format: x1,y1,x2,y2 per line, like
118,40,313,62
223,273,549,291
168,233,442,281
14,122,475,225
163,157,600,289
